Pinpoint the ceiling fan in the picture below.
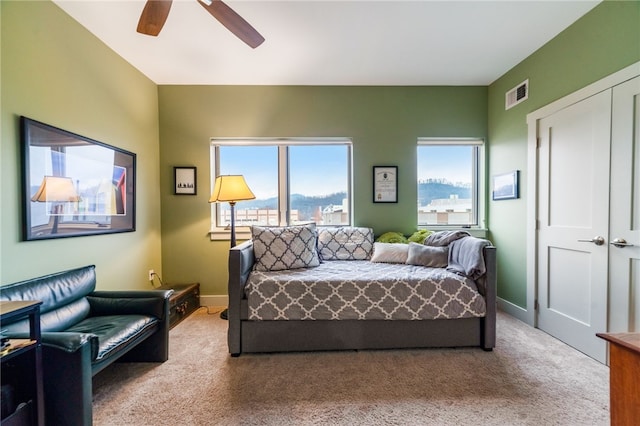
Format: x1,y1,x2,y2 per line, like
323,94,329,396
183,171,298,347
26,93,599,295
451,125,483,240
136,0,265,48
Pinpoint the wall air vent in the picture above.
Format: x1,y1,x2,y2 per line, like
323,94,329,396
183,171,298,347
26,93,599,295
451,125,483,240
505,79,529,110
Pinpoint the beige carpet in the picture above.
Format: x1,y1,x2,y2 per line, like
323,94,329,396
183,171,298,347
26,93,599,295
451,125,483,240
92,309,609,426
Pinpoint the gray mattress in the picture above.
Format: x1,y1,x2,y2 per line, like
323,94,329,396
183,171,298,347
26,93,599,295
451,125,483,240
245,260,486,321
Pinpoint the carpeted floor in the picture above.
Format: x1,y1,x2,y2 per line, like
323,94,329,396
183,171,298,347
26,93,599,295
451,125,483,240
92,309,609,426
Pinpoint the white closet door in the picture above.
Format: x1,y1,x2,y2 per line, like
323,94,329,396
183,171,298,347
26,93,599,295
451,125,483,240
537,89,611,363
609,75,640,333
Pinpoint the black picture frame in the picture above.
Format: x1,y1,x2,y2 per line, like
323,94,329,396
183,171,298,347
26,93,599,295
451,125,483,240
21,116,136,241
174,166,197,195
492,170,519,200
373,166,398,203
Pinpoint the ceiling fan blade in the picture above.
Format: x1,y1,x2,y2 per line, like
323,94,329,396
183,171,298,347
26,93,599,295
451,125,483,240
137,0,173,36
197,0,265,48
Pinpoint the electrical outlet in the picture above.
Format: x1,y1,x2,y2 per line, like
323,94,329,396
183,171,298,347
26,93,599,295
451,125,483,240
148,269,154,281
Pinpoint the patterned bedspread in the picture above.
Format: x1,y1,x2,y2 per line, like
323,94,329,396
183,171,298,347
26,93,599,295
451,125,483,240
245,261,486,320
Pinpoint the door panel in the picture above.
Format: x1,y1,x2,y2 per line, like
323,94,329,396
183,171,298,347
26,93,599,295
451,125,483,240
537,89,611,363
548,247,591,324
547,120,594,228
609,76,640,333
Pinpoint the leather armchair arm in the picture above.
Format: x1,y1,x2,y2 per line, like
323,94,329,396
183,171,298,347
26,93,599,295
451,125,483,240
87,290,173,319
4,331,99,361
41,332,99,360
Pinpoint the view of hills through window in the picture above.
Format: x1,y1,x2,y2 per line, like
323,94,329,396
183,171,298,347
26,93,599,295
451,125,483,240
217,144,350,226
417,144,477,226
216,142,477,227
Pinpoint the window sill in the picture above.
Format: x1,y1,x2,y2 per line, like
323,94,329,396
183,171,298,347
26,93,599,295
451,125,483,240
209,228,252,242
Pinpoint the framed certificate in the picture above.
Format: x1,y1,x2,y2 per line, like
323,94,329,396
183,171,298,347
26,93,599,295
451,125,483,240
373,166,398,203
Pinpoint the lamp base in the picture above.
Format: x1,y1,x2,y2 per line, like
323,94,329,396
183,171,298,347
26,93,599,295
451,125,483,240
220,308,228,320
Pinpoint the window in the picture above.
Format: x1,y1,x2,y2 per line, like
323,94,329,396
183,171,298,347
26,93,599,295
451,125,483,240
417,138,484,228
211,138,352,240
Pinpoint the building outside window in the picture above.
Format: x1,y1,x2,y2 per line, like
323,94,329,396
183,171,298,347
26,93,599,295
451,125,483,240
210,138,352,240
417,138,484,228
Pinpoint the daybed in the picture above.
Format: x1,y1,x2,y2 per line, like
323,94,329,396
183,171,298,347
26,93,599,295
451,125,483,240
0,265,172,425
227,225,496,356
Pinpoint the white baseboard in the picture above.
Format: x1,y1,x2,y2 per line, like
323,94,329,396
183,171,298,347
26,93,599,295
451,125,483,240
497,297,531,325
199,295,228,307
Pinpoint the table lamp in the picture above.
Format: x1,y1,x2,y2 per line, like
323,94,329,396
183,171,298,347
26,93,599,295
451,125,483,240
31,176,80,234
209,175,255,320
209,175,256,247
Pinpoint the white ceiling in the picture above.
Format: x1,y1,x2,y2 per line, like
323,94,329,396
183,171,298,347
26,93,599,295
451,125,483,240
53,0,602,86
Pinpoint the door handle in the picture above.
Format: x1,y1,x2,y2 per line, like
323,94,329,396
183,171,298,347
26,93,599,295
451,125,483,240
610,238,635,248
577,236,605,246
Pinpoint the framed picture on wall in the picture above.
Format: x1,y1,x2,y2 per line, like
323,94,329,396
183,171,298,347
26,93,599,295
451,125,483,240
373,166,398,203
174,166,197,195
21,116,136,241
492,170,519,200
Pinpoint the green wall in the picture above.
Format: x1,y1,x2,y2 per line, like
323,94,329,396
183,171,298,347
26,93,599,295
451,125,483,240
158,86,487,297
0,1,162,288
487,0,640,309
3,0,637,308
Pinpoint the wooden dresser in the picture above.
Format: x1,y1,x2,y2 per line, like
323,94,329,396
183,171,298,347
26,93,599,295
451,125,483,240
596,332,640,425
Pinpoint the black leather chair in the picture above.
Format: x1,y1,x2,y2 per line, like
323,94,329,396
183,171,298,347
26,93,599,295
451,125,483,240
1,265,172,426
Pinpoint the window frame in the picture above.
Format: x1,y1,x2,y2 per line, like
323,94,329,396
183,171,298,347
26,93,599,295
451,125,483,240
210,137,353,241
417,137,486,230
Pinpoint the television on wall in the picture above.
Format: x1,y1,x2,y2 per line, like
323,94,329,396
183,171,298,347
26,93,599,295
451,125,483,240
20,116,136,240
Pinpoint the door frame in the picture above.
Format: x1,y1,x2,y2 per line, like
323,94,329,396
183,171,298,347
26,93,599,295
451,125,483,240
525,61,640,327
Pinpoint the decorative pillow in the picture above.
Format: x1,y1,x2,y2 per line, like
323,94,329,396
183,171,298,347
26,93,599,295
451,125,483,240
251,224,320,272
370,242,409,264
406,242,448,268
407,229,433,244
317,227,374,260
375,231,408,244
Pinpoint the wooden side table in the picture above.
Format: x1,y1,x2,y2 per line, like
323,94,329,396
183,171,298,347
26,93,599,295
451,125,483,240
596,332,640,425
0,300,44,426
157,283,200,329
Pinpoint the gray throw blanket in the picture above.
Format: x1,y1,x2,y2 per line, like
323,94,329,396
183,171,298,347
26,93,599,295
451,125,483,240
424,230,470,247
447,236,492,280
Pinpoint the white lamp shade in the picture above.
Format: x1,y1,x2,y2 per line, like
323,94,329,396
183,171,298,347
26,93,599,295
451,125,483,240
209,175,255,203
31,176,80,202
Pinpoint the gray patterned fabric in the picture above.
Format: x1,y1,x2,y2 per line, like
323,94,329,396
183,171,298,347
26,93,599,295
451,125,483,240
317,227,374,260
251,224,320,272
246,261,486,320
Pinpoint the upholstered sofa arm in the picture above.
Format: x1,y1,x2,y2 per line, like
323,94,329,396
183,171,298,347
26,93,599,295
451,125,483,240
2,331,98,358
228,240,255,356
87,290,173,319
41,335,97,426
41,332,99,358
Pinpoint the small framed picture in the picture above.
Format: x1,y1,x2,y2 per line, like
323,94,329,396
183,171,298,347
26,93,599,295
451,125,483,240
492,170,519,200
174,166,197,195
373,166,398,203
